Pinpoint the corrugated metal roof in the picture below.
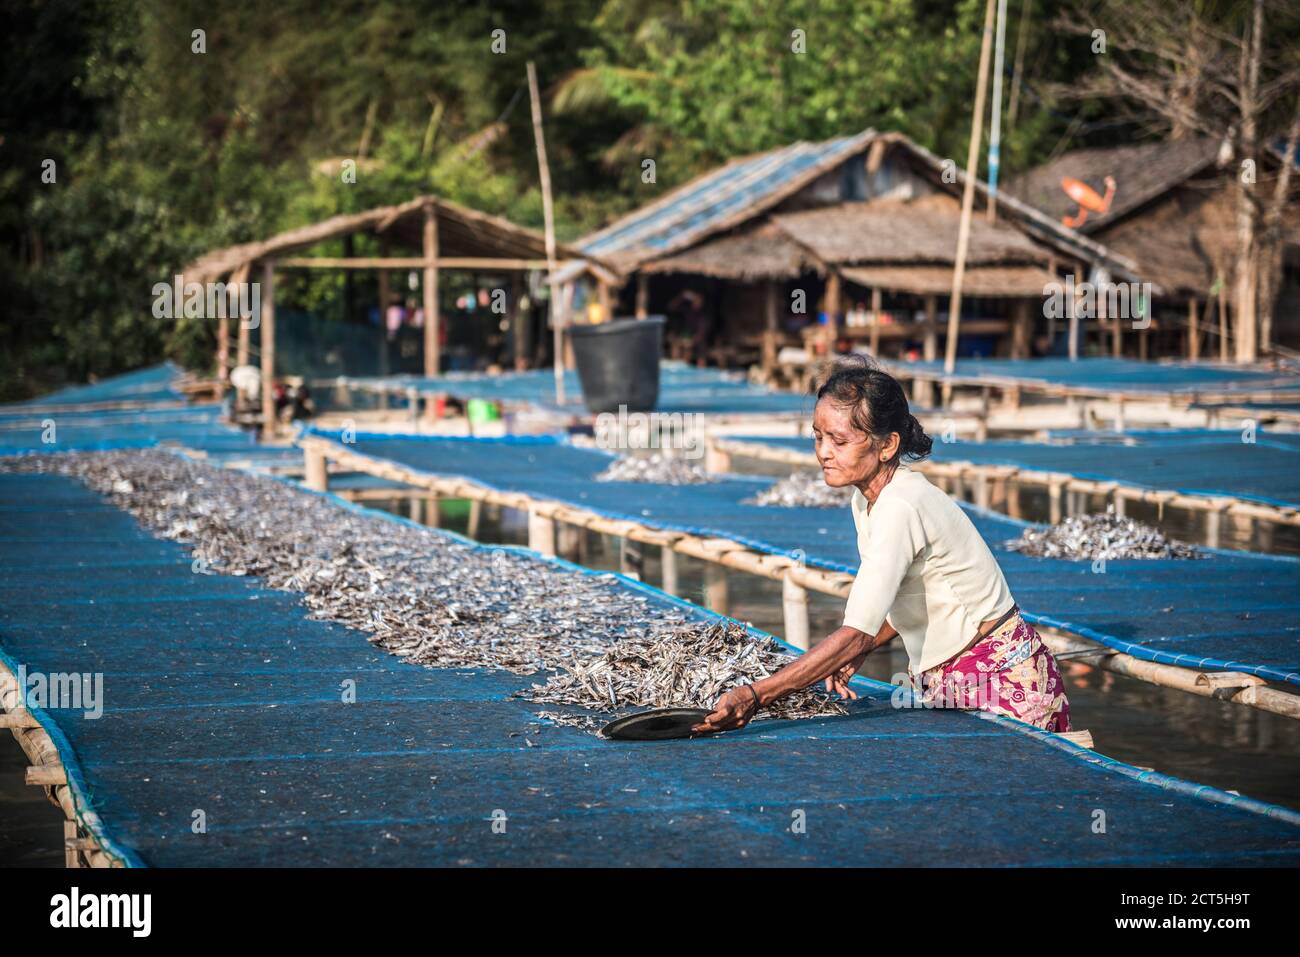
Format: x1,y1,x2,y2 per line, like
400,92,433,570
579,130,878,268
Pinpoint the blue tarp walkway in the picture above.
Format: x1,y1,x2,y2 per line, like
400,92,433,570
881,357,1300,399
740,430,1300,514
2,470,1298,865
342,363,815,416
1,363,188,411
302,431,1300,688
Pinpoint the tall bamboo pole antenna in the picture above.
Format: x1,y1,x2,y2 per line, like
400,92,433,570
527,61,564,405
944,0,997,376
986,0,1008,223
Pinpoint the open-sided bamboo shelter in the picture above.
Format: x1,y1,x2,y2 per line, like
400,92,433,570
576,130,1139,372
182,196,593,436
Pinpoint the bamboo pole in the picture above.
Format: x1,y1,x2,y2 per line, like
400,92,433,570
661,546,679,596
526,61,564,406
234,263,252,368
986,0,1008,223
260,261,276,440
636,273,649,319
944,0,997,375
1188,296,1199,360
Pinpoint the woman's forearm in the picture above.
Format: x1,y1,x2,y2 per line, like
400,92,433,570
752,626,873,706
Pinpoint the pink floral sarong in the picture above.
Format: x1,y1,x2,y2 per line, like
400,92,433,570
917,610,1071,732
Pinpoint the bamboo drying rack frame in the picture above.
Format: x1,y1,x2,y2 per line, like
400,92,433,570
298,435,1300,721
0,659,123,867
709,436,1300,532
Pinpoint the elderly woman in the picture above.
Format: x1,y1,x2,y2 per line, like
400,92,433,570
696,358,1071,734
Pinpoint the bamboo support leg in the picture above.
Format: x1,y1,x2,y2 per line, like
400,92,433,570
467,499,483,539
704,563,729,616
782,573,811,651
304,447,328,492
528,509,555,557
620,538,644,581
1206,508,1223,549
425,496,440,529
408,496,423,524
1049,481,1065,524
661,545,679,596
975,475,990,510
705,443,731,475
557,522,582,561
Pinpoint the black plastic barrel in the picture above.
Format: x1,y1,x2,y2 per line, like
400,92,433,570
568,316,665,414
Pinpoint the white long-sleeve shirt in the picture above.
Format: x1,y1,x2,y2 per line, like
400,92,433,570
841,465,1015,674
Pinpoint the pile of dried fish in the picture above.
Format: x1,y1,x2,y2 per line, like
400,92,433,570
0,450,687,675
595,452,714,485
2,450,846,737
1006,512,1205,560
746,472,850,509
522,620,847,732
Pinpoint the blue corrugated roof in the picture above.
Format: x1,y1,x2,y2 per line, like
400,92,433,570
580,131,876,263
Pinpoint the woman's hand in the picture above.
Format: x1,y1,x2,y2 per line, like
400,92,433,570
825,651,867,699
692,686,759,734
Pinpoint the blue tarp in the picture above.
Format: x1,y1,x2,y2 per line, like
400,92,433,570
747,430,1300,512
0,404,259,457
2,470,1297,866
1,363,185,410
346,363,816,416
882,357,1300,396
303,431,1300,688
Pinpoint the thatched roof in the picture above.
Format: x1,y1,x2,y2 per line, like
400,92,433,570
841,264,1059,297
771,193,1047,267
182,195,589,284
641,222,824,280
1003,138,1222,233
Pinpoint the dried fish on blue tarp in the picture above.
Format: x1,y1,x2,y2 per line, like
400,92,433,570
746,472,850,509
1006,512,1205,560
595,453,714,485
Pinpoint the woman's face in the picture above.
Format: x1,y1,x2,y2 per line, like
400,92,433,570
812,398,898,489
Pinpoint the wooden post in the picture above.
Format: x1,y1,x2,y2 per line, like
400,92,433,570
661,546,679,596
1188,296,1199,360
869,286,882,356
216,313,229,383
557,522,582,561
635,273,649,319
704,562,729,616
1049,480,1065,524
377,241,391,376
945,0,997,375
782,572,810,651
1106,277,1121,357
1010,298,1032,358
304,447,328,492
467,499,482,539
597,279,612,321
234,263,251,368
260,261,276,440
425,496,440,529
1218,284,1229,361
408,496,424,524
423,202,440,377
528,507,555,557
825,272,842,353
762,280,779,375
